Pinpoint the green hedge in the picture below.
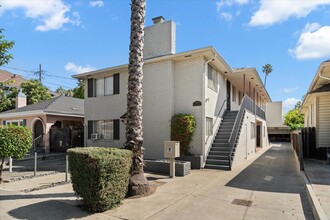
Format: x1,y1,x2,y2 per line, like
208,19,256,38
171,114,196,154
68,147,132,212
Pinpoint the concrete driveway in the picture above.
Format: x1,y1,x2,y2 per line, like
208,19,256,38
0,143,313,220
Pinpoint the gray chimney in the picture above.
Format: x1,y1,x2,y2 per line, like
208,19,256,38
144,16,176,59
152,16,165,24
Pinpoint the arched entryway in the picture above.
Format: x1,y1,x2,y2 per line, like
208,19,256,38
33,119,44,149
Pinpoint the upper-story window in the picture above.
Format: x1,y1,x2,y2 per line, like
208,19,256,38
232,85,236,103
207,64,217,91
88,73,119,98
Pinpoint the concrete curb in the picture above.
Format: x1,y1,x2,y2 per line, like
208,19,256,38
300,171,328,220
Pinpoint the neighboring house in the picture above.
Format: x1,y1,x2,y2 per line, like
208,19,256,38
0,69,27,88
0,94,84,153
73,16,271,170
265,101,290,142
301,60,330,149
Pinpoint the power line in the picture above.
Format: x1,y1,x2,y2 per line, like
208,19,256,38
2,65,35,73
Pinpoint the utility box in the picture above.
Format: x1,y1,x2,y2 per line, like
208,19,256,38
164,141,180,158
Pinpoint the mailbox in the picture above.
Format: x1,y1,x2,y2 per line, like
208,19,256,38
164,141,180,158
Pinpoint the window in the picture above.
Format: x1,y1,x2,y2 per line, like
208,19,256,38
232,86,236,103
87,73,120,98
104,76,113,96
207,65,217,91
5,119,26,126
310,103,314,125
88,119,120,140
251,122,255,138
96,78,104,96
206,117,213,136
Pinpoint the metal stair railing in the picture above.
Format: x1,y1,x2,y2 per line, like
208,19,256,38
227,95,265,169
204,99,227,159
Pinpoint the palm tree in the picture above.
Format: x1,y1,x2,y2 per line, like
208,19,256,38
124,0,149,196
262,64,272,88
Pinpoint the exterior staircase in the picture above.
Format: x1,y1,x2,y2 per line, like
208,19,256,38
205,111,238,170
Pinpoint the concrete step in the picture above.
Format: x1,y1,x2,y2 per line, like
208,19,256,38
209,151,228,156
206,159,230,166
207,155,229,160
211,147,228,152
213,139,228,143
204,164,230,170
212,143,228,147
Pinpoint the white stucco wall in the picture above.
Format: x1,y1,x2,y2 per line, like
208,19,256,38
265,102,284,127
231,110,268,167
174,57,204,155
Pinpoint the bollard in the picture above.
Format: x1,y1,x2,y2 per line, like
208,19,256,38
65,155,69,182
34,152,37,176
9,157,12,173
170,158,175,178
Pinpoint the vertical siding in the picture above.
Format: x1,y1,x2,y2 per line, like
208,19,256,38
318,95,330,148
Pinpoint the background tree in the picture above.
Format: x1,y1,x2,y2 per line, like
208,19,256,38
124,0,149,196
20,79,51,105
284,100,304,131
72,79,84,99
0,29,14,66
262,64,272,88
0,86,18,112
0,125,32,183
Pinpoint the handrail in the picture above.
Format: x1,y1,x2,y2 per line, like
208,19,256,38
33,135,43,152
227,95,264,169
205,99,227,145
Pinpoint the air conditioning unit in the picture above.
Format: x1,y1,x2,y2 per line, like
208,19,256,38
91,133,99,141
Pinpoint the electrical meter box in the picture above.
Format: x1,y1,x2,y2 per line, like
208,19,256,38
164,141,180,158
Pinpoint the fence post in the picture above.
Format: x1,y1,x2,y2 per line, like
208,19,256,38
298,133,304,171
34,152,37,176
65,155,69,182
9,157,12,173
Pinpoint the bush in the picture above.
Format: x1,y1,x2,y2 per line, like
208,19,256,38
0,125,32,183
171,114,196,154
68,147,132,212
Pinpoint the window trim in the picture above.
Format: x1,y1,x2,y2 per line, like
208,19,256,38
206,117,213,136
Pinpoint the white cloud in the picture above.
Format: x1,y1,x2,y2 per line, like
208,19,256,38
221,12,233,21
0,0,80,31
217,0,249,11
65,62,95,74
282,86,298,93
249,0,330,27
283,97,300,112
89,0,104,8
289,23,330,60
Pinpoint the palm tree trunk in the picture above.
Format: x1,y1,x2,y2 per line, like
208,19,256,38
264,74,267,88
125,0,149,196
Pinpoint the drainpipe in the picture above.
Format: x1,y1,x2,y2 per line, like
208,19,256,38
202,54,216,167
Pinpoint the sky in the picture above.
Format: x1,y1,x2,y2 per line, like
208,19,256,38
0,0,330,112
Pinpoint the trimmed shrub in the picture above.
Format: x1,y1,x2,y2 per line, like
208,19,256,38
0,125,32,182
68,147,132,212
171,114,196,154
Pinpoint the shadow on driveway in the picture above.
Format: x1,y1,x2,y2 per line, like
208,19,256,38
8,200,89,220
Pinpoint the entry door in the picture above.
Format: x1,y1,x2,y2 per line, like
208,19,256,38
257,125,261,146
226,80,231,111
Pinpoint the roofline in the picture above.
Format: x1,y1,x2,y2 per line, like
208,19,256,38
0,110,45,118
72,46,233,78
232,68,272,102
301,61,330,111
0,110,84,119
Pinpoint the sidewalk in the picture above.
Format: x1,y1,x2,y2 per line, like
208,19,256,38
0,143,313,220
303,159,330,220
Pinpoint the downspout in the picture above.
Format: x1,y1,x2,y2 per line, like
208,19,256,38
202,54,216,168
